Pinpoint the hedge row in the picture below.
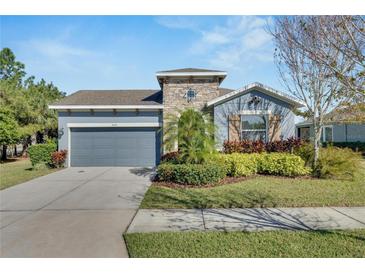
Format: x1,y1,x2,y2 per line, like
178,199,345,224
210,153,310,177
157,152,310,185
322,142,365,154
223,138,304,154
157,162,226,186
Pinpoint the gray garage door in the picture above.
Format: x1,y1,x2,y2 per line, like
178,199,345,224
70,127,160,167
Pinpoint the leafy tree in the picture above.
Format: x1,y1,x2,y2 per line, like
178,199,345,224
24,77,65,141
0,48,65,156
0,47,25,84
0,108,19,160
270,16,351,166
164,109,216,164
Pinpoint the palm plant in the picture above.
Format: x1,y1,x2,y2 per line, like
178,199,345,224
163,108,216,164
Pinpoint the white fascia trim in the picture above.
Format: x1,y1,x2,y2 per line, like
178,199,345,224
238,110,272,115
156,72,227,77
49,105,164,110
67,122,162,128
67,127,71,167
296,122,312,127
206,82,305,107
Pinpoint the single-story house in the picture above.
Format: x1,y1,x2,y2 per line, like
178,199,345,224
296,104,365,142
49,68,304,167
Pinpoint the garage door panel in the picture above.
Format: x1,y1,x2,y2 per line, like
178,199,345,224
70,127,159,167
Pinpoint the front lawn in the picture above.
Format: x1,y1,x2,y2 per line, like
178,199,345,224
141,161,365,208
125,229,365,258
0,158,59,190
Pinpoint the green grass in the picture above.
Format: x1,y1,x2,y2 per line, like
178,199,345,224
125,229,365,258
0,158,59,190
141,161,365,209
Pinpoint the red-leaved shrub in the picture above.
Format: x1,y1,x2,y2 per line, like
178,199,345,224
51,150,67,168
223,137,304,154
161,151,181,163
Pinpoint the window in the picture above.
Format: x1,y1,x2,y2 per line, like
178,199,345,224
185,88,197,102
322,126,333,142
241,115,267,142
298,127,310,141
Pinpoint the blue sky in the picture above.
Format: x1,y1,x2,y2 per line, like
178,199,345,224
1,16,281,94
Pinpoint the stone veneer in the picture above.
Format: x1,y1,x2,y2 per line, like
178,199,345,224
161,76,221,151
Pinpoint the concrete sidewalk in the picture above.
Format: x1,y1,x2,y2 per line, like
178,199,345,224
126,207,365,233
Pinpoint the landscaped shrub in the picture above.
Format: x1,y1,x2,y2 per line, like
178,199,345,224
257,153,311,177
265,137,304,153
51,150,67,168
323,142,365,155
161,151,181,163
293,142,314,167
164,109,216,164
156,162,226,186
209,152,309,177
223,137,304,154
213,153,260,177
314,146,362,180
223,140,266,154
28,141,57,167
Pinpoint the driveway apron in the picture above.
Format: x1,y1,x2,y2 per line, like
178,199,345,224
0,167,152,257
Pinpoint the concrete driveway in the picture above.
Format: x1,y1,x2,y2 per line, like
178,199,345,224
0,167,152,257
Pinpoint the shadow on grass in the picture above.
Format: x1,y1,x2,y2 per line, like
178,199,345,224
307,229,365,243
0,158,19,164
148,188,278,209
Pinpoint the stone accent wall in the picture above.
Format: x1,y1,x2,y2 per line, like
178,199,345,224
162,77,220,152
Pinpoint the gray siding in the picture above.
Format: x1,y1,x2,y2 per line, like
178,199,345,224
333,124,365,142
58,110,162,166
213,89,296,148
296,123,365,142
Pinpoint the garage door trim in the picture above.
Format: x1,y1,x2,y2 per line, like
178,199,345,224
66,122,162,167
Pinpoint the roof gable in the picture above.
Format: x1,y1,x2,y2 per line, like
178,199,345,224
207,82,305,107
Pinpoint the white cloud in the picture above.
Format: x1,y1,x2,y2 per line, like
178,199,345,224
177,16,274,69
28,39,94,58
202,30,229,44
242,28,272,50
155,16,199,31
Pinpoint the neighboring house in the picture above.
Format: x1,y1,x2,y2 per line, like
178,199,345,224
296,104,365,143
49,68,304,167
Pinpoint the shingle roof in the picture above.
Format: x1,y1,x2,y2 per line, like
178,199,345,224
157,68,225,73
218,87,234,96
297,103,365,126
50,90,162,106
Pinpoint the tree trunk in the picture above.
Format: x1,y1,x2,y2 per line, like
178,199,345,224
14,144,17,157
1,145,7,161
313,120,322,168
21,136,31,157
36,131,44,144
